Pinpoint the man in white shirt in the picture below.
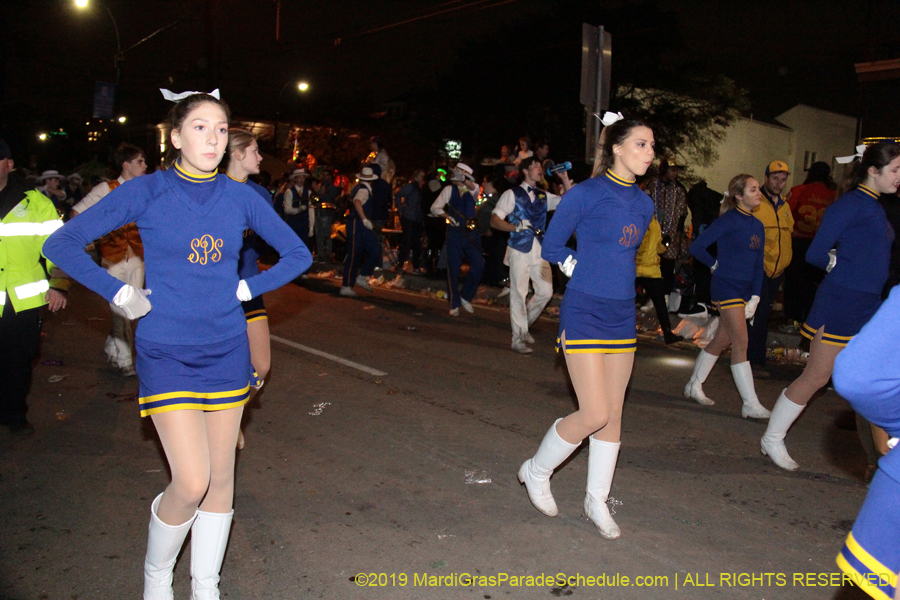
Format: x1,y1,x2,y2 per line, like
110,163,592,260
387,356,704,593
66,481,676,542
70,143,147,376
491,157,571,353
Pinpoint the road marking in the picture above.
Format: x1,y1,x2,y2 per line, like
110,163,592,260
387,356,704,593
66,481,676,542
270,335,388,377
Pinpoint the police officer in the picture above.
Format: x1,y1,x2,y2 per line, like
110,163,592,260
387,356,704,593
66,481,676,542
0,139,69,434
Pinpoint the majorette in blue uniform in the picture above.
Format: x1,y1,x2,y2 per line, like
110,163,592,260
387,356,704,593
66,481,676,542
341,167,382,293
541,170,654,353
230,174,274,323
690,205,765,311
43,162,311,417
802,184,893,347
833,285,900,600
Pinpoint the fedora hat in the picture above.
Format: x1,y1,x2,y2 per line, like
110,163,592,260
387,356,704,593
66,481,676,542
356,166,378,181
38,169,64,182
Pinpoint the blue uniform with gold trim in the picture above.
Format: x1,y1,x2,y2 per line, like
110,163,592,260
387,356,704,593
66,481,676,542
801,185,893,346
690,205,765,311
833,285,900,600
44,163,311,416
233,176,274,323
542,170,653,353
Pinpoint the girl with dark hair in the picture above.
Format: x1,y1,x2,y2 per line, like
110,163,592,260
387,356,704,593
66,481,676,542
760,142,900,471
517,115,654,539
683,174,771,419
44,91,311,599
224,128,275,450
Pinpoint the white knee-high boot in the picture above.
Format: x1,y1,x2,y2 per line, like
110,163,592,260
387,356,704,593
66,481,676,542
517,419,580,517
731,362,772,419
190,509,234,600
760,390,805,471
684,350,718,405
144,493,196,600
584,437,621,539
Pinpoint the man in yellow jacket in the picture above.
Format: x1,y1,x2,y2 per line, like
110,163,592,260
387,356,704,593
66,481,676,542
0,140,69,434
747,160,794,373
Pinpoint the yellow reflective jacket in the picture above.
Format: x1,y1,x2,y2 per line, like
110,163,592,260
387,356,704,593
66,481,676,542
754,192,794,278
1,189,69,314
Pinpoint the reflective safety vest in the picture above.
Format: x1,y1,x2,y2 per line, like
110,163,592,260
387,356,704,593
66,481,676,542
0,190,68,314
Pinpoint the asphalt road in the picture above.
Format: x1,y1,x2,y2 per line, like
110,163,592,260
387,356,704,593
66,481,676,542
0,277,874,600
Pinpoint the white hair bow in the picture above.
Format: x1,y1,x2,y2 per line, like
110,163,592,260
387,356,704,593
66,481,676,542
159,88,221,102
835,144,866,164
595,111,624,126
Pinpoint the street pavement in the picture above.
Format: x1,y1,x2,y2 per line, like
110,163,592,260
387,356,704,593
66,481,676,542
0,275,874,600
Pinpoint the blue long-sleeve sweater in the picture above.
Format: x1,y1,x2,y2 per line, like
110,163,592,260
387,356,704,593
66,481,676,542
236,178,275,280
834,285,900,481
806,185,893,294
43,168,310,345
690,206,765,296
541,170,654,300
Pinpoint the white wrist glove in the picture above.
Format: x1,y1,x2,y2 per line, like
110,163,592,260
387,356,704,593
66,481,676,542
236,280,252,302
827,249,837,273
558,255,577,277
446,216,459,227
710,260,718,273
744,295,760,320
515,219,532,233
363,219,373,230
112,284,152,320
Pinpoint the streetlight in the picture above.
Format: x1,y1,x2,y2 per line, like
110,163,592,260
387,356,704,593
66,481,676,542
73,0,122,85
275,81,311,116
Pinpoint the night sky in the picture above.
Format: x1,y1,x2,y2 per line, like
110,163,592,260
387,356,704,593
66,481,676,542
3,0,899,167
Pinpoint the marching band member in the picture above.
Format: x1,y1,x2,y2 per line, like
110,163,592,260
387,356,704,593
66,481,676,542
760,142,899,471
833,285,900,600
430,162,485,316
490,157,572,353
340,165,382,297
44,90,311,599
518,115,654,539
223,128,274,450
684,174,771,419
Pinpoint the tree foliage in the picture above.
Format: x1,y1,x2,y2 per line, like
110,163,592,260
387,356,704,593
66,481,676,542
615,74,750,168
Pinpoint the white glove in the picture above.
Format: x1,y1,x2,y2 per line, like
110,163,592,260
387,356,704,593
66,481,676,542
446,216,459,227
236,280,252,302
515,219,532,233
745,295,760,320
826,249,837,273
362,219,373,230
113,284,152,320
710,260,718,273
558,255,577,277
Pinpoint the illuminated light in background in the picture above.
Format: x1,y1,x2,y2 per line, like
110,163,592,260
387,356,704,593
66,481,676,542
74,0,88,7
118,116,127,123
654,355,696,368
298,82,309,92
38,133,47,141
444,139,462,159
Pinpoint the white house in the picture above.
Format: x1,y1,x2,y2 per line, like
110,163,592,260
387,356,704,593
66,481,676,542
690,104,857,192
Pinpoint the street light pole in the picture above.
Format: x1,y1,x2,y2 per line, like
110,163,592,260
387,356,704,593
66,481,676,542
275,81,310,118
75,0,122,84
102,3,123,85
